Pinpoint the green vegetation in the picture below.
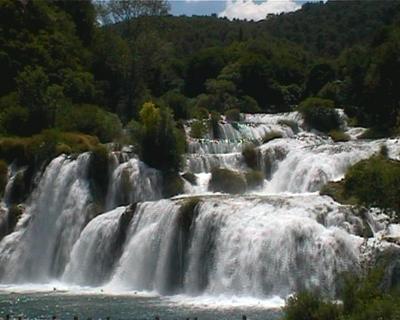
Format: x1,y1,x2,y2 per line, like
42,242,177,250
321,153,400,220
320,181,356,206
298,97,340,132
162,173,184,198
242,143,258,169
190,120,208,139
344,156,400,217
283,268,400,320
136,102,186,173
244,170,264,190
0,0,399,175
209,168,246,194
224,108,241,122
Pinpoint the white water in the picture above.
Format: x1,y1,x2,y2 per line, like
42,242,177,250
0,111,399,306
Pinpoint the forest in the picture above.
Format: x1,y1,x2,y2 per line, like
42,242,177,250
1,0,400,143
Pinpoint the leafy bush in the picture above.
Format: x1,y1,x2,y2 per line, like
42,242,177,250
190,120,208,139
245,170,264,190
138,102,186,172
0,106,30,136
209,168,246,194
298,97,341,132
329,130,350,142
239,95,261,113
284,291,341,320
0,131,99,166
210,111,221,139
284,268,400,320
56,104,123,142
224,108,241,122
344,156,400,216
320,181,356,205
242,143,258,169
161,91,191,120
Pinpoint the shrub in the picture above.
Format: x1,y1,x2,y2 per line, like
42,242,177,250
190,120,208,139
161,90,191,120
242,143,258,169
329,130,350,142
209,168,246,194
284,291,341,320
162,173,184,198
224,108,241,122
262,131,283,143
0,106,30,136
298,97,340,132
320,180,357,206
239,95,261,113
210,111,221,139
193,107,209,120
139,102,186,173
344,156,400,216
0,138,28,165
56,104,123,142
284,268,400,320
245,170,264,190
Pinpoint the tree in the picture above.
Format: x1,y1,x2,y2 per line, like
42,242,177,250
138,102,185,172
98,0,170,35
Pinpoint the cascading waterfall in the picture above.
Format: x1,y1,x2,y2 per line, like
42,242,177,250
105,154,162,209
0,111,399,302
0,154,93,283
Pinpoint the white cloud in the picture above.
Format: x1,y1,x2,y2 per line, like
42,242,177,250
219,0,301,21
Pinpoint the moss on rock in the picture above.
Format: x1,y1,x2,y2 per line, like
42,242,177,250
163,173,184,198
242,143,258,169
209,168,246,194
245,170,264,190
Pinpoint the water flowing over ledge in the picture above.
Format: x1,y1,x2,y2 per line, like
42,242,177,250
0,111,399,307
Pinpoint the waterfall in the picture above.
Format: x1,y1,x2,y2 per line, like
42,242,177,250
63,205,135,286
62,195,364,298
0,111,398,302
0,154,93,283
105,156,162,209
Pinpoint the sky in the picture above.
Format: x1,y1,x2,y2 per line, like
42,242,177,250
169,0,314,21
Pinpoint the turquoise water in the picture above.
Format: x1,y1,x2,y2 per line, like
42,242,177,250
0,291,282,320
